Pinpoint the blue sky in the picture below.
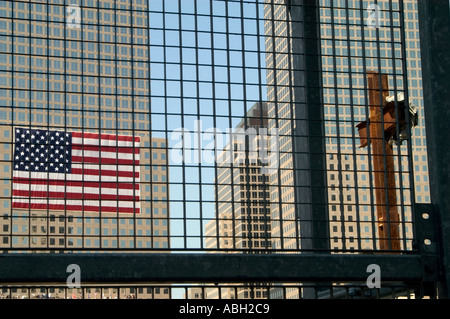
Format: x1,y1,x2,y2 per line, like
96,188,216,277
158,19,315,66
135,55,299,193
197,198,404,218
146,0,269,249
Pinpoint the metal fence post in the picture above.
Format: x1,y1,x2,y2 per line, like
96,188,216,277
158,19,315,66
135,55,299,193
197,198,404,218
417,0,450,298
289,0,330,254
289,0,329,299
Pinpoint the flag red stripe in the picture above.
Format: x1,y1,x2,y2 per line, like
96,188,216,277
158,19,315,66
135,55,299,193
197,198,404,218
72,132,140,143
71,156,140,166
71,168,139,178
13,177,140,190
72,144,140,154
12,202,139,214
13,189,139,201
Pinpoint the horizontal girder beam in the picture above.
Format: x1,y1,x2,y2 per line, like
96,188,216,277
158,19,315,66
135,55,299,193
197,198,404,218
0,253,434,285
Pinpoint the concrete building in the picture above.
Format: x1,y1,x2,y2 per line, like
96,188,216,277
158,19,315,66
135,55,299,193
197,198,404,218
204,102,271,299
264,0,429,254
262,0,429,298
0,0,168,299
319,0,429,251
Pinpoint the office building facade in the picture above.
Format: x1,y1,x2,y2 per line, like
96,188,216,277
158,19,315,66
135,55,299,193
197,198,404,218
204,102,271,299
0,1,169,300
264,0,429,254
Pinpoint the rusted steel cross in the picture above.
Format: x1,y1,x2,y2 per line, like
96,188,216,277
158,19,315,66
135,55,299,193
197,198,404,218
356,71,401,251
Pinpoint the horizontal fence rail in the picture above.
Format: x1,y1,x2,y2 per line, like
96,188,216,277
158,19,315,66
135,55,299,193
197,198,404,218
0,253,433,283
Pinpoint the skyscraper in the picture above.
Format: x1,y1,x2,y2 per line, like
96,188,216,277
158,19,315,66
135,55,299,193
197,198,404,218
264,0,429,255
0,0,169,257
264,0,304,254
204,102,271,299
205,103,271,251
319,0,429,251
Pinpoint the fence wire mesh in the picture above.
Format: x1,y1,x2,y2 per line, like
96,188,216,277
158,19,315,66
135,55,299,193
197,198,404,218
0,0,432,299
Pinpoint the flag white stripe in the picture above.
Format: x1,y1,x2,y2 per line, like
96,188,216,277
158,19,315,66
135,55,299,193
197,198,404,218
13,170,139,183
72,137,140,148
71,163,140,173
12,198,139,208
71,149,140,161
12,184,139,197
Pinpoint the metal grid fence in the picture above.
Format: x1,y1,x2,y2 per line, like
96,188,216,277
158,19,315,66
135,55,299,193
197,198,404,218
0,0,442,299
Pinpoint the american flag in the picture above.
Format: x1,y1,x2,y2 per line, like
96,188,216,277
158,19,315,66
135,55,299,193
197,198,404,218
12,127,141,214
